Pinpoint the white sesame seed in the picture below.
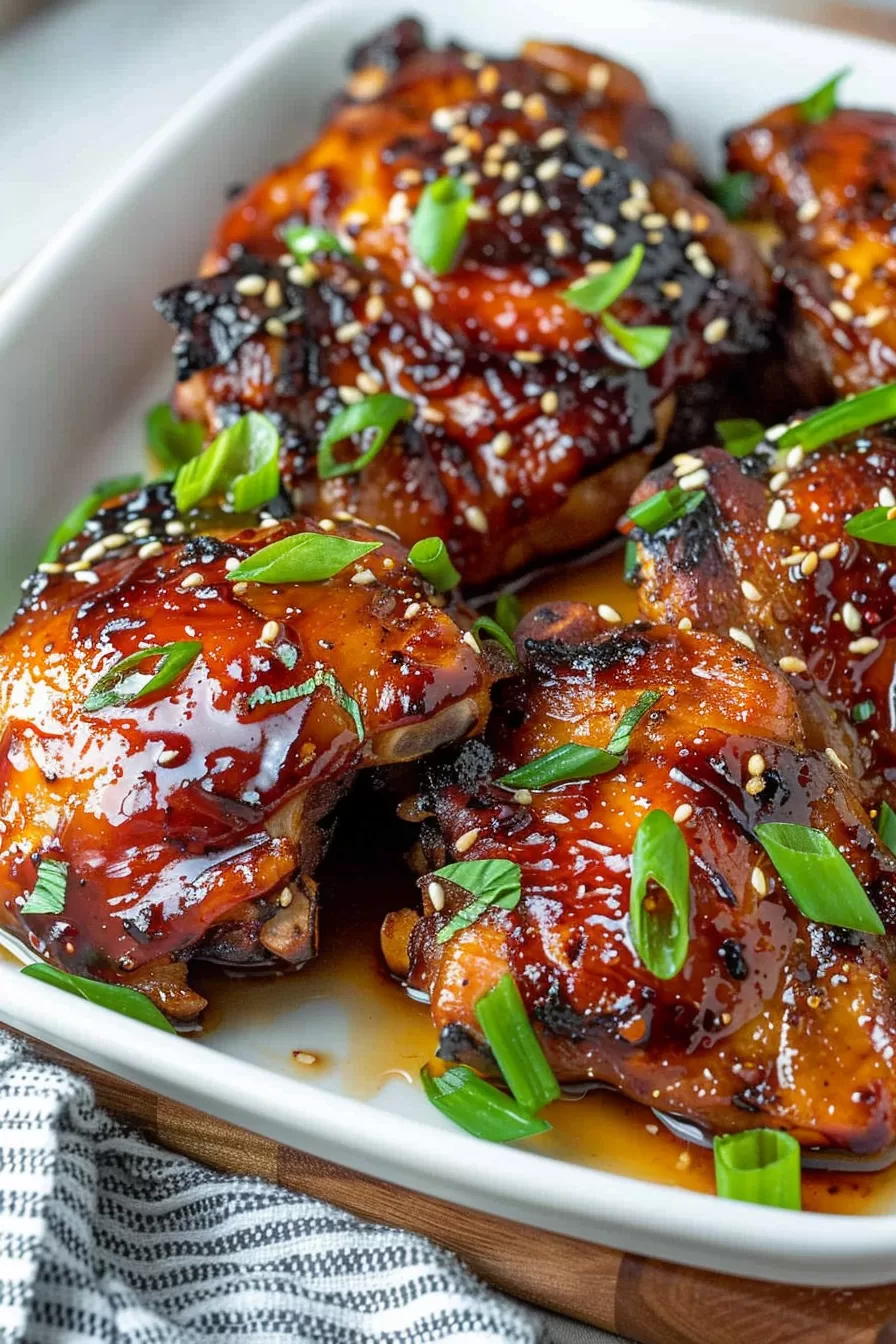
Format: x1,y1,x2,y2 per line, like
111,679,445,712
37,562,63,575
678,468,710,491
831,299,854,322
65,560,88,573
741,580,762,602
356,371,382,396
335,320,363,343
260,516,279,529
747,753,767,778
745,776,765,796
421,406,445,424
338,384,364,405
259,620,281,644
842,601,862,632
521,190,541,216
751,865,768,896
781,512,801,530
102,533,127,550
729,627,756,651
463,504,489,534
825,747,848,772
350,568,377,586
158,749,179,766
585,259,612,275
671,208,692,231
80,541,106,565
432,106,460,132
180,572,204,589
515,350,544,364
224,557,240,572
693,255,715,279
863,306,889,328
123,519,149,535
673,803,693,826
413,284,434,311
618,198,645,222
442,143,470,167
293,1051,317,1066
265,317,287,338
491,430,513,458
880,486,896,508
232,582,248,596
74,570,99,585
784,551,807,568
779,655,808,674
165,520,185,537
538,127,567,150
365,295,385,323
263,279,283,309
849,636,880,655
673,453,703,474
819,541,840,559
641,212,667,230
138,541,164,559
467,201,490,220
796,198,821,223
502,90,523,109
587,62,610,92
597,603,622,625
462,631,480,652
540,390,559,414
455,828,480,854
535,158,562,183
767,499,786,530
427,881,446,911
497,190,522,216
522,93,547,120
404,602,422,620
769,471,789,493
235,273,266,297
678,617,693,631
513,788,533,805
592,222,617,247
703,317,729,345
800,551,819,576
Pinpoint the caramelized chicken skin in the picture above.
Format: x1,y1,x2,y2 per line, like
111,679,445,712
727,101,896,399
396,603,896,1153
160,19,773,586
0,484,492,1019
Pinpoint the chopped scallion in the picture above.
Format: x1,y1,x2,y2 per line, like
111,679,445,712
471,615,517,660
145,404,205,473
433,859,522,944
498,691,660,790
625,485,705,535
475,974,560,1114
878,801,896,855
41,474,143,563
317,393,414,479
174,412,280,513
754,822,884,934
716,417,765,459
20,858,68,916
777,383,896,454
798,68,850,124
247,666,363,740
408,536,461,591
420,1064,550,1141
629,809,691,979
601,311,672,369
562,245,644,314
712,171,755,221
852,699,875,723
845,506,896,546
83,640,202,713
282,224,348,258
409,177,473,275
495,593,522,636
21,963,175,1033
227,532,381,584
714,1129,801,1209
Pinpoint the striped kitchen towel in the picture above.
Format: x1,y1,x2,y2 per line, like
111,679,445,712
0,1030,587,1343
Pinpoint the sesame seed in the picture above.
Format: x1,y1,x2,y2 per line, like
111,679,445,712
692,255,715,279
661,280,683,300
442,143,470,167
645,231,664,245
235,273,266,297
671,208,692,231
819,541,840,559
74,570,99,585
769,471,789,492
678,617,693,631
464,504,489,533
831,299,854,322
783,551,807,568
477,64,500,94
535,157,562,182
767,499,786,530
350,568,377,586
259,620,281,644
848,636,880,655
703,317,729,345
741,580,762,602
338,384,364,404
318,518,336,532
180,572,204,589
497,190,522,216
522,93,547,120
540,390,559,414
592,222,617,246
491,430,513,458
598,603,622,624
502,90,523,109
673,803,693,825
37,562,63,575
751,866,767,896
800,551,818,576
462,631,480,652
514,350,543,363
432,106,461,132
413,284,434,311
863,306,889,328
841,601,861,632
467,201,490,220
483,160,502,178
618,198,645,222
796,198,821,223
521,190,541,216
65,560,88,572
880,486,896,508
260,516,279,529
455,828,480,853
498,128,519,146
781,512,801,530
779,655,808,674
80,541,107,565
729,627,755,651
165,520,186,537
335,320,363,343
232,582,248,596
421,406,445,424
641,212,667,229
678,468,709,491
587,62,610,92
825,747,848,772
673,453,703,473
293,1051,317,1066
404,602,422,620
747,753,766,777
102,532,127,550
545,72,571,93
263,279,283,309
138,541,164,560
158,749,179,766
427,881,446,911
745,776,765,796
765,422,788,442
538,127,567,150
585,259,611,275
691,212,709,232
123,519,150,535
356,371,382,396
265,317,287,338
224,557,240,572
685,240,705,259
463,50,485,70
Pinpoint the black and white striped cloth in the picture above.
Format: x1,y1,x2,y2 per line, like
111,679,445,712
0,1032,617,1343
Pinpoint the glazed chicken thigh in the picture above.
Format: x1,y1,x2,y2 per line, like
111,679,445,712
393,602,896,1153
159,18,773,586
0,484,492,1019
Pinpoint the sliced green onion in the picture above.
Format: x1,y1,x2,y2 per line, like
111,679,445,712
20,859,68,916
434,859,522,944
83,640,202,713
629,809,691,979
247,667,363,740
562,244,644,314
421,1064,550,1142
407,536,461,591
625,485,705,534
601,312,672,369
714,1129,801,1209
471,615,517,660
174,412,280,513
498,691,660,790
41,473,144,563
777,383,896,454
624,539,639,585
409,177,473,275
845,506,896,546
798,67,850,124
877,801,896,854
712,171,755,221
145,404,205,473
495,593,522,636
852,699,875,723
227,532,380,584
475,974,560,1114
754,822,884,934
282,224,348,258
716,417,765,459
317,393,414,479
21,963,175,1033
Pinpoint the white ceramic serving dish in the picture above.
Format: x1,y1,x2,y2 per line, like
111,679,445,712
3,0,896,1289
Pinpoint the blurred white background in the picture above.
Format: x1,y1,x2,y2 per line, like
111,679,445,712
2,0,896,288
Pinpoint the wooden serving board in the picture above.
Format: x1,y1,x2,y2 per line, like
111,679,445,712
11,1034,896,1344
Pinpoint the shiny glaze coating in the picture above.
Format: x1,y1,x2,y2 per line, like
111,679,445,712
727,103,896,398
402,603,896,1152
162,18,773,586
632,434,896,806
0,484,492,1018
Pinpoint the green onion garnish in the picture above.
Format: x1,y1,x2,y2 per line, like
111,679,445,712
475,974,560,1114
247,667,364,740
777,383,896,454
712,171,755,221
21,963,175,1033
562,244,644,314
317,393,414,480
145,404,205,473
41,473,144,563
852,699,875,723
878,801,896,854
629,809,691,980
845,506,896,546
754,822,884,934
498,691,659,790
174,412,280,514
20,858,68,916
625,485,706,534
495,592,522,636
407,536,461,591
282,224,348,258
433,858,522,944
420,1064,550,1142
716,417,765,459
624,539,639,585
713,1130,801,1209
409,177,473,276
83,640,202,713
471,615,517,660
798,67,850,124
227,532,381,584
601,311,672,369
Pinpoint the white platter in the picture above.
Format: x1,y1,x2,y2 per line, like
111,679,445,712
3,0,896,1289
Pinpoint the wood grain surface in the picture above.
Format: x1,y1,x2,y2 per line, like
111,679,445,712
11,1033,896,1344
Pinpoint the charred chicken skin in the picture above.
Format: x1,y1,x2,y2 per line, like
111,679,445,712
159,18,773,586
0,484,492,1020
726,99,896,400
394,602,896,1153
